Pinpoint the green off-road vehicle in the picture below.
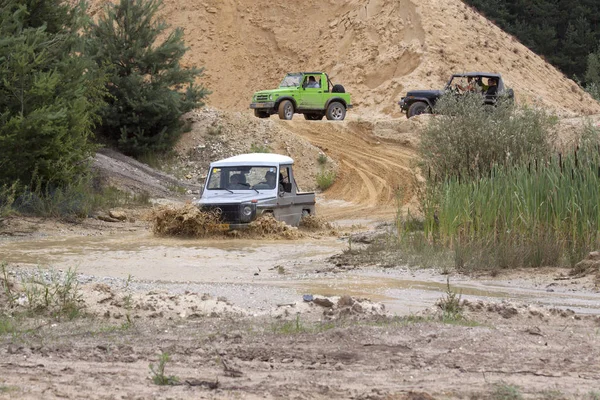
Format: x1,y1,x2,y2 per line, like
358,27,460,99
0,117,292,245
249,72,352,121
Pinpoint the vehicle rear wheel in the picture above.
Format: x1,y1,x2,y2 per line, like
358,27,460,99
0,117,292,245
278,100,294,120
304,113,323,120
407,101,431,119
326,101,346,121
254,109,270,119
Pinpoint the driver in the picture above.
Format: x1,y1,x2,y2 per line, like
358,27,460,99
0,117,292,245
306,76,320,88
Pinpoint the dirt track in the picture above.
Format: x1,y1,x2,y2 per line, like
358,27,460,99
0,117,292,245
282,119,418,220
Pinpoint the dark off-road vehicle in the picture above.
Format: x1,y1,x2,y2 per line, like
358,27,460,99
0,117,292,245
398,72,515,118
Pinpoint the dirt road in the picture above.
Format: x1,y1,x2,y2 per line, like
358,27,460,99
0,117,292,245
283,119,418,221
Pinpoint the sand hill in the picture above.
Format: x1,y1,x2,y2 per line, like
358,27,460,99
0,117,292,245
141,0,600,118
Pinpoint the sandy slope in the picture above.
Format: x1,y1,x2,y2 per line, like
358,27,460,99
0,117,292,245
132,0,600,118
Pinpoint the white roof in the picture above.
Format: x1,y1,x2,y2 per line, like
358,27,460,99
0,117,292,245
211,153,294,167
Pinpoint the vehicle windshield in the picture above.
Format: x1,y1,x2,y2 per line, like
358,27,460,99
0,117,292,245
207,166,278,190
279,73,303,88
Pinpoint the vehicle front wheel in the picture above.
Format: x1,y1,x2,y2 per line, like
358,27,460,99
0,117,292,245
254,109,270,119
407,101,431,119
278,100,294,120
326,101,346,121
304,113,323,121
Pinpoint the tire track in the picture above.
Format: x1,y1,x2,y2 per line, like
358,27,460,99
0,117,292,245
281,119,418,220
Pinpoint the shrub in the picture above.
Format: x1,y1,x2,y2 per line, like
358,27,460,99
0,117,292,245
420,93,556,180
316,169,336,190
249,143,272,153
401,96,600,271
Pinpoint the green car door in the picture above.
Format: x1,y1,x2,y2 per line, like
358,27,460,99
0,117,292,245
298,75,327,110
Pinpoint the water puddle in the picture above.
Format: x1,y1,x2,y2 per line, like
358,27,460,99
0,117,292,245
291,274,600,315
2,231,599,315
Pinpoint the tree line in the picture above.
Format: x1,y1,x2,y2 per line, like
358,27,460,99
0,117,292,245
464,0,600,93
0,0,208,192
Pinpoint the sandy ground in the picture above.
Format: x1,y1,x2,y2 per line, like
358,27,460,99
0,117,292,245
88,0,600,118
2,212,600,399
5,2,600,396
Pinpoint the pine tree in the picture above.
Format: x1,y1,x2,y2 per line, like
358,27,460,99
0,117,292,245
0,0,105,188
88,0,209,157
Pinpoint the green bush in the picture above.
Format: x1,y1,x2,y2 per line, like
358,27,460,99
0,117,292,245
420,93,556,180
316,169,336,190
400,97,600,271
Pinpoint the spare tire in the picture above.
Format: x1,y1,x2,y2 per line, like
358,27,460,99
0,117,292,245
332,84,345,93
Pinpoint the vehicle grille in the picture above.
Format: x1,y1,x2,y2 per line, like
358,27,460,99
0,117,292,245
201,204,241,223
255,94,269,102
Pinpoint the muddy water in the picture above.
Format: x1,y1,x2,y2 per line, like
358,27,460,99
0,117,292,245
2,232,600,315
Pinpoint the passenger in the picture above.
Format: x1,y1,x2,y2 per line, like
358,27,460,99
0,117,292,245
306,76,320,88
228,174,247,189
457,76,477,93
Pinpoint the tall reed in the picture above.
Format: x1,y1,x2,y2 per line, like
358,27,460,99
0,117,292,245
422,145,600,269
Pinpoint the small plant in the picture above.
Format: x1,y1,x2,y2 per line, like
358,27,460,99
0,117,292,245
149,352,179,385
317,153,328,166
1,262,17,307
490,381,523,400
272,314,306,334
538,388,566,400
249,143,271,153
123,274,134,325
588,391,600,400
276,265,285,274
316,169,336,190
21,267,83,319
206,124,223,136
167,183,187,195
0,316,17,336
437,277,463,321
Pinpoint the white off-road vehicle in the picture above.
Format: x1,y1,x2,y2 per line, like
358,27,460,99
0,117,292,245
195,153,316,228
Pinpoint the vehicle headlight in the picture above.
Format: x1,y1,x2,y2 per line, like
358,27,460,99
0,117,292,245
269,94,273,100
242,205,252,216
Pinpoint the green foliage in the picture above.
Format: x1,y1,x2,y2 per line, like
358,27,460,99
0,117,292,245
20,267,83,319
403,100,600,271
437,278,463,321
0,175,148,219
490,381,523,400
317,153,328,166
585,52,600,100
249,143,271,153
0,0,105,189
88,0,209,157
316,169,336,191
464,0,600,81
422,94,556,180
272,314,305,334
149,352,179,385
